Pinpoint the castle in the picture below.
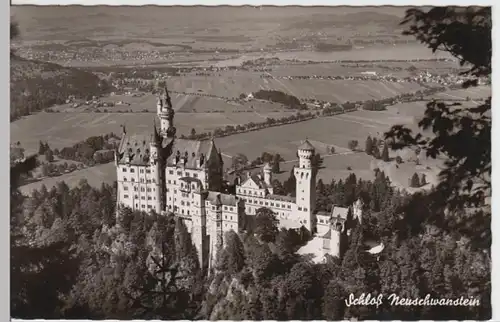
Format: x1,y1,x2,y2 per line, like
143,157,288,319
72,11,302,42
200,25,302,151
115,88,362,270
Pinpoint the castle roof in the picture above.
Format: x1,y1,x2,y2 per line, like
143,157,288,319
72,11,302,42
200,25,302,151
332,206,349,220
179,176,201,184
298,139,315,151
117,133,155,166
206,191,238,206
316,211,330,218
165,138,219,168
267,194,296,203
322,228,332,239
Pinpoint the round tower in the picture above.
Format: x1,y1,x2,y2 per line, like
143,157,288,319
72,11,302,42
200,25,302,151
297,139,315,169
149,122,163,213
294,139,317,232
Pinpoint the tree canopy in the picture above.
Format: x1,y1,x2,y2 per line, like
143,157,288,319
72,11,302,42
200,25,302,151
385,7,491,216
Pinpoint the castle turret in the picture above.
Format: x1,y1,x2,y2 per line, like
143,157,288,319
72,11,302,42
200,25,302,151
263,162,272,186
294,139,317,232
157,86,176,138
149,121,163,213
329,218,345,258
156,96,163,115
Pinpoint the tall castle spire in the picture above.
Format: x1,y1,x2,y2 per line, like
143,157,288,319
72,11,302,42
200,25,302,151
157,85,176,138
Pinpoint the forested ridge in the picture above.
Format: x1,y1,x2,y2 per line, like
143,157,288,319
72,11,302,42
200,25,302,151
10,170,490,320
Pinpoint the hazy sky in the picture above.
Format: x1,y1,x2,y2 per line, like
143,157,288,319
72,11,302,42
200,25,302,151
11,0,478,6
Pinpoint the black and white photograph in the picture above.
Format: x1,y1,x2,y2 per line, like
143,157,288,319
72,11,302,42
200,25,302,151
9,2,492,320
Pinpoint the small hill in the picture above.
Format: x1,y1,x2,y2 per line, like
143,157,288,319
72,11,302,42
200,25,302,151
10,55,112,121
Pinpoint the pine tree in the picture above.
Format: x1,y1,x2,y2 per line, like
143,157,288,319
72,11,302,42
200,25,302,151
271,154,280,174
420,173,427,186
381,144,390,162
410,173,421,188
223,231,245,275
365,136,373,155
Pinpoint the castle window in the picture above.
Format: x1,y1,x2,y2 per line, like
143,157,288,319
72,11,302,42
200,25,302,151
192,184,196,189
134,186,138,191
147,179,151,183
181,201,185,206
167,188,169,192
148,205,152,208
168,205,172,209
177,171,182,176
168,180,171,184
146,169,151,174
288,205,291,209
140,178,145,183
259,201,263,205
217,222,221,227
124,178,127,181
130,168,135,173
141,187,145,192
182,209,184,214
141,196,145,200
174,190,177,194
243,190,246,194
187,202,190,206
142,205,145,208
169,170,174,175
152,179,155,183
301,190,304,193
304,208,308,211
298,207,302,211
131,178,135,182
265,202,268,206
148,196,152,200
230,207,233,211
174,181,176,185
225,215,227,219
185,172,190,177
224,206,227,210
147,188,151,192
124,194,129,199
124,186,128,191
135,195,138,199
140,169,144,174
135,204,138,208
122,168,127,172
187,210,190,215
270,202,274,206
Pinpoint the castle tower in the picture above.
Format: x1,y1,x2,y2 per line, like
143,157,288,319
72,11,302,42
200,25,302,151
149,121,163,214
352,198,363,224
263,162,272,186
192,187,208,271
157,87,176,138
294,139,317,232
329,218,346,258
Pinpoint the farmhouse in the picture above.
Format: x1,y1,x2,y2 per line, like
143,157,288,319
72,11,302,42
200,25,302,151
115,87,362,271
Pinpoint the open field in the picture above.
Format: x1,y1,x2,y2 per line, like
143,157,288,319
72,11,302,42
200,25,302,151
428,86,491,100
15,97,452,193
10,110,297,155
267,60,463,78
19,162,116,195
52,92,293,114
168,73,427,102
